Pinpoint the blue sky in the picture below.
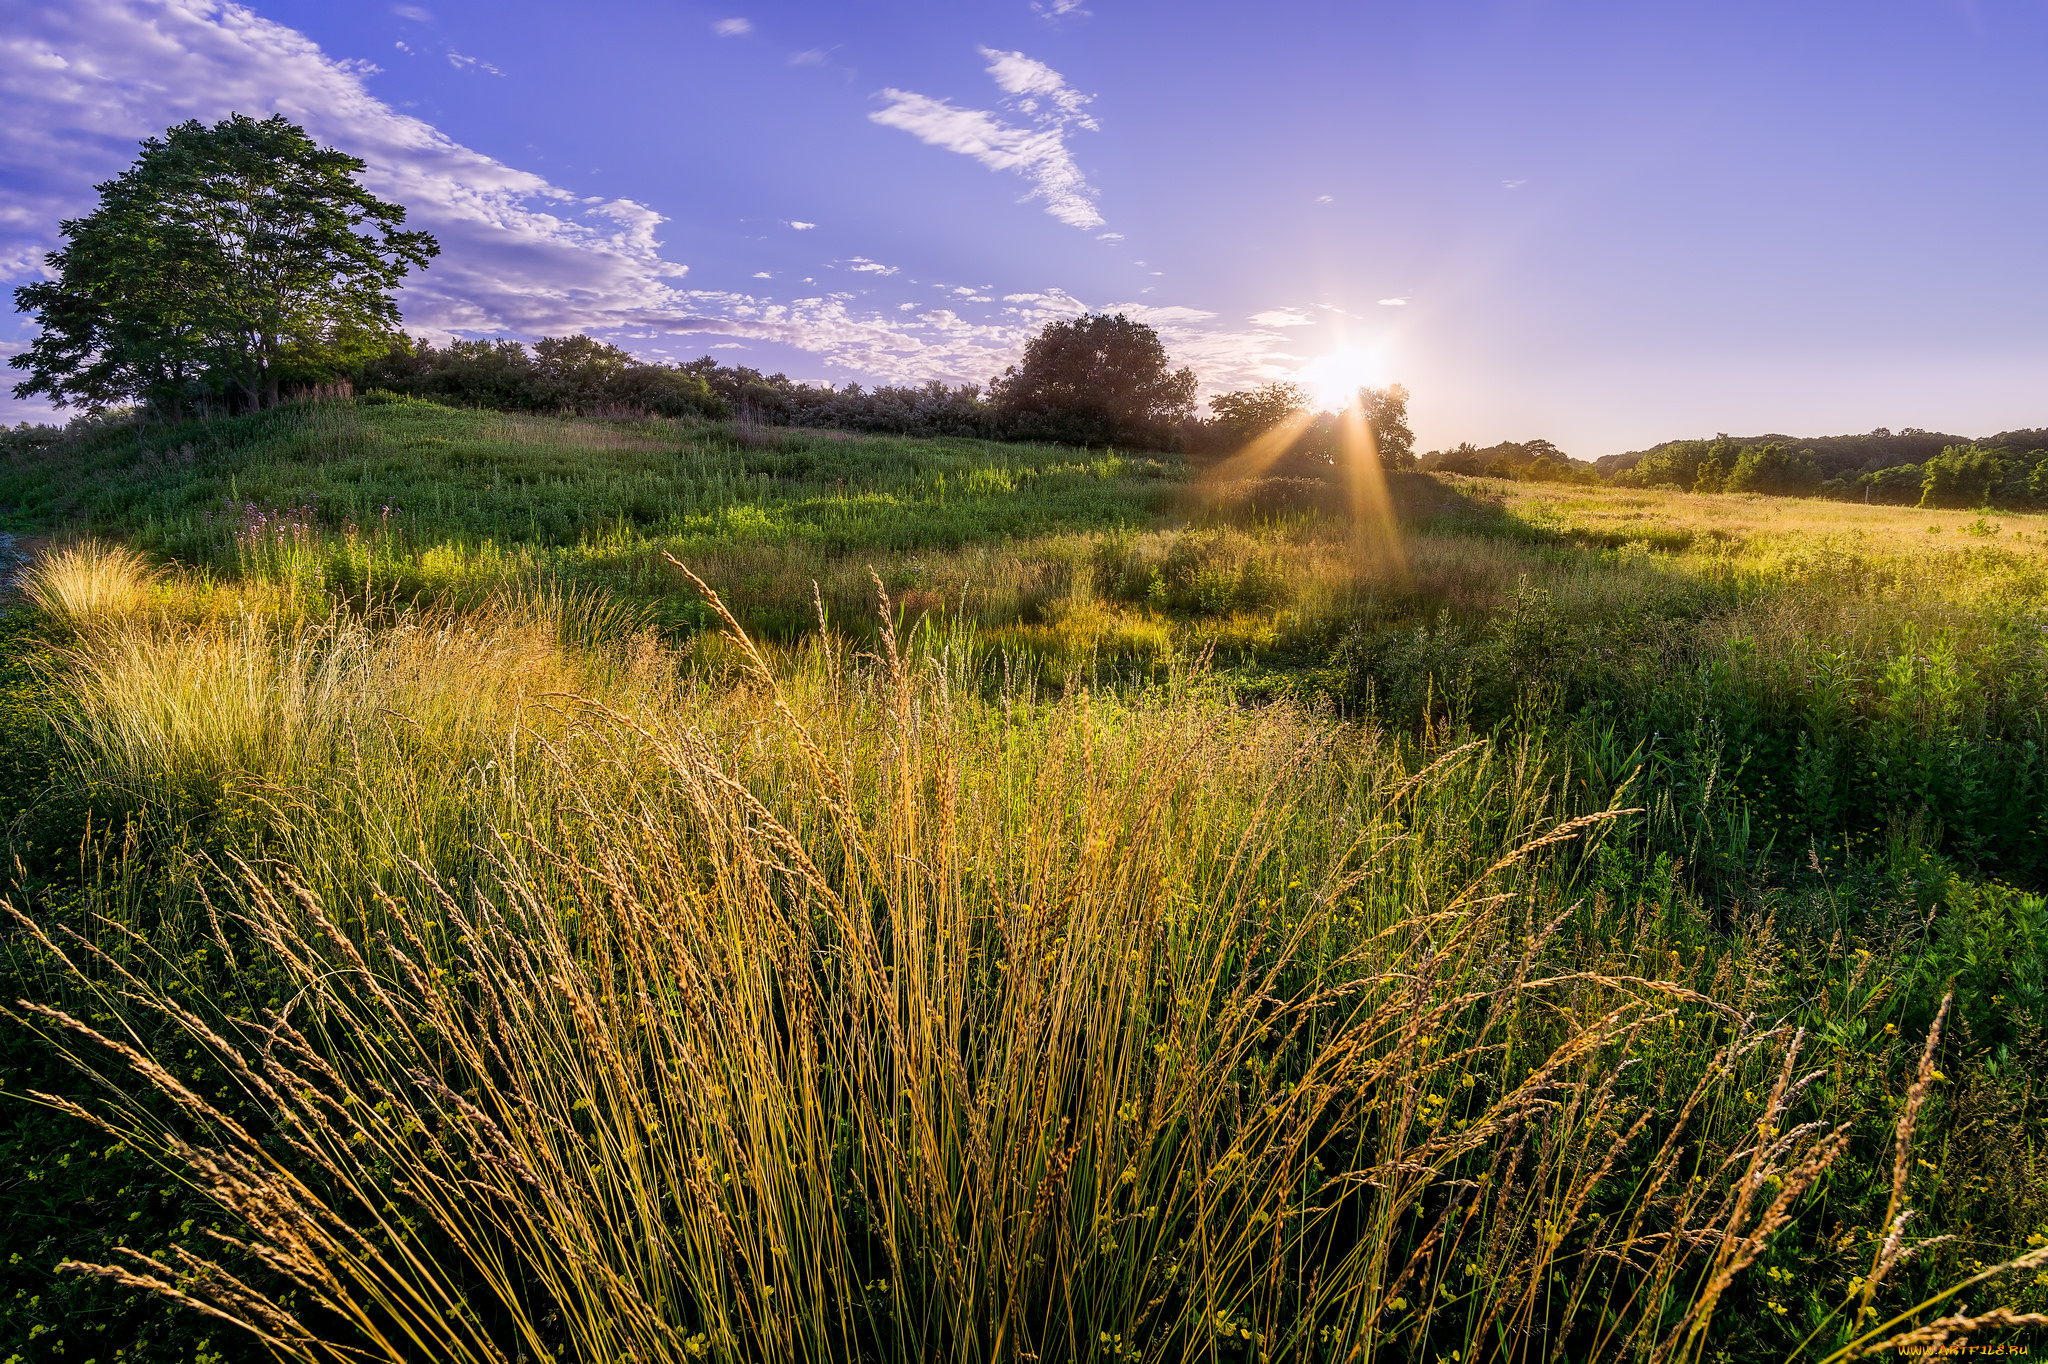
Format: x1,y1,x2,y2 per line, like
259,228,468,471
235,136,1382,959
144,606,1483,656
3,0,2045,453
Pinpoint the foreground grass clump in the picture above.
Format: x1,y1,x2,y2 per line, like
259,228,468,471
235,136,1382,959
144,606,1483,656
5,547,2046,1363
4,404,2047,1361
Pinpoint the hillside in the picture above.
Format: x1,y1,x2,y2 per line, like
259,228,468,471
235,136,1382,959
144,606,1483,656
3,397,2046,1364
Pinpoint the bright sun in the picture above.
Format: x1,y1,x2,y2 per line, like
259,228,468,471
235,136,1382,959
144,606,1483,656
1294,346,1387,411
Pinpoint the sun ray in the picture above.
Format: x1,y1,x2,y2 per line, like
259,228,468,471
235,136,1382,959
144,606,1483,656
1201,407,1320,485
1338,398,1406,577
1296,345,1387,411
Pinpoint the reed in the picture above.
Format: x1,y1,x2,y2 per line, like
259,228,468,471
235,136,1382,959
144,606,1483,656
11,555,2035,1362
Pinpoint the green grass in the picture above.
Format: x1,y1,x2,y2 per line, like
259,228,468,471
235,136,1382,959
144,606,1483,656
2,397,2046,1364
0,394,1179,555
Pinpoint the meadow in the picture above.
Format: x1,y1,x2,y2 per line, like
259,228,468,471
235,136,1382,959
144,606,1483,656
2,396,2045,1364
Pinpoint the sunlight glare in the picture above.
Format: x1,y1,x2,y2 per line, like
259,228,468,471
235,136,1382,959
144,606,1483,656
1295,345,1387,411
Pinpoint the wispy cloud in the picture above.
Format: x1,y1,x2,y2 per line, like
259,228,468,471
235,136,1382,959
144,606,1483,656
1032,0,1090,18
0,0,1290,412
1378,298,1408,306
788,48,827,66
1251,308,1314,327
0,0,689,349
1501,178,1526,189
713,17,751,37
446,50,501,75
391,4,431,20
870,48,1102,229
1313,194,1333,204
846,257,898,275
979,48,1096,127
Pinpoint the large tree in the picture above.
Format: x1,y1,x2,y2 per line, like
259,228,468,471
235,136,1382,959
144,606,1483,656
1355,383,1417,469
989,313,1197,450
11,113,437,416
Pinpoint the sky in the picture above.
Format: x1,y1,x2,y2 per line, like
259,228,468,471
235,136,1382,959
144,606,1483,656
2,0,2046,455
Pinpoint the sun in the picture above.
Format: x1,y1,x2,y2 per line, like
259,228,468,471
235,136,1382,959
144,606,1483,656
1294,345,1388,411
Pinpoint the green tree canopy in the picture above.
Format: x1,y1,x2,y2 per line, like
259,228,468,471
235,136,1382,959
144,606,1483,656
1725,442,1822,496
1356,384,1417,469
989,313,1197,450
1919,445,2004,509
1208,382,1309,444
11,113,437,417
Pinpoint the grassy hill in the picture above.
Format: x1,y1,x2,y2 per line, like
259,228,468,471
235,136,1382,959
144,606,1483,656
3,397,2046,1364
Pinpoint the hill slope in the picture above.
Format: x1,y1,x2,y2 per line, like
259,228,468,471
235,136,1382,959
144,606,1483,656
2,397,2045,1363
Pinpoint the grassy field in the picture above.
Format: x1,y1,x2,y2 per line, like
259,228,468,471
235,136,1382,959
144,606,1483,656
2,397,2045,1364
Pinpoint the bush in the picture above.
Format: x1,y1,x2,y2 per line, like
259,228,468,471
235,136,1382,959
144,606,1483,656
1857,463,1928,504
1725,442,1823,495
1920,445,2004,509
1420,439,1595,483
359,335,724,418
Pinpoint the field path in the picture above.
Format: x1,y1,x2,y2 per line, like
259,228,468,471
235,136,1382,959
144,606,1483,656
0,531,48,603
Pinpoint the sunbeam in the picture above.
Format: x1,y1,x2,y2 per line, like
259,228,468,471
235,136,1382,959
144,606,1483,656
1199,406,1320,484
1338,396,1406,576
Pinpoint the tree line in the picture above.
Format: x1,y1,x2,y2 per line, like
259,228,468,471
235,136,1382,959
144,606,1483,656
1607,432,2048,509
9,114,1417,467
11,113,2041,506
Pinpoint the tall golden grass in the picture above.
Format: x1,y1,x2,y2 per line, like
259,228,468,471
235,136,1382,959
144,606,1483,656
10,544,2043,1362
23,539,157,628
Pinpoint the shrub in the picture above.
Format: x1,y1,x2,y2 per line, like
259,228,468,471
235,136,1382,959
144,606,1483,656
1920,445,2004,509
1725,442,1823,495
1858,463,1928,505
359,335,724,418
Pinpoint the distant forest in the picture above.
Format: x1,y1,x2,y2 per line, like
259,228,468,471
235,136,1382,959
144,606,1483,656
1592,428,2048,509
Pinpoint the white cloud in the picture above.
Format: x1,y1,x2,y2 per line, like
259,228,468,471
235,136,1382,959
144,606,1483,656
788,48,827,66
751,271,772,278
713,17,751,37
1032,0,1090,16
391,4,431,21
1314,194,1333,204
789,220,816,230
446,50,501,75
870,48,1103,230
999,288,1090,326
394,39,412,54
1501,178,1526,189
846,257,898,275
709,342,746,349
1378,298,1408,306
0,0,1290,411
0,0,688,346
1250,308,1314,327
1096,231,1123,241
978,48,1096,128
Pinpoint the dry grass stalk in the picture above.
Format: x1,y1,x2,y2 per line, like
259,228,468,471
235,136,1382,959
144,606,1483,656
10,547,2032,1364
